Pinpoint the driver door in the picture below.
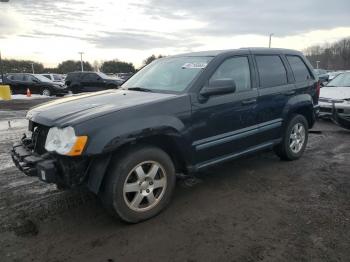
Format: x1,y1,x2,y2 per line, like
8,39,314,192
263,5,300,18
190,55,259,166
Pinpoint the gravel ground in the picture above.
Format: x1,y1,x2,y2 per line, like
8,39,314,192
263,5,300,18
0,100,349,262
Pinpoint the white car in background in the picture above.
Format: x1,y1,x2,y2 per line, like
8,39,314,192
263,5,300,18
40,73,65,85
327,71,344,81
319,72,350,129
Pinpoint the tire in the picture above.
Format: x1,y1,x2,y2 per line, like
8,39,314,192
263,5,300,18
274,114,309,161
42,88,51,96
99,145,176,223
69,85,78,94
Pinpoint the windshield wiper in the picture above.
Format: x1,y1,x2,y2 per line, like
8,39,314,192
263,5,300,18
127,87,153,92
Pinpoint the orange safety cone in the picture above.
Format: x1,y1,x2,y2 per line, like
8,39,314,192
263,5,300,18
26,88,31,97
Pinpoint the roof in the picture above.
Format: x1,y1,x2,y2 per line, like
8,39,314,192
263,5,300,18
172,47,302,57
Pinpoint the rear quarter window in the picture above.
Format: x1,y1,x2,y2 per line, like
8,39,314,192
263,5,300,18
286,55,311,82
255,55,288,88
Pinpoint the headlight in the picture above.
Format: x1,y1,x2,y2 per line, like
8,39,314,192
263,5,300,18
45,126,87,156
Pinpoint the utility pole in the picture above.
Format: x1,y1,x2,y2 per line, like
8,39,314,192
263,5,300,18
78,52,84,72
31,63,35,74
0,51,3,83
316,61,320,69
268,33,274,48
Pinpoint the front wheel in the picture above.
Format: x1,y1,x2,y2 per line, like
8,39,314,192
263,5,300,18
99,145,176,223
274,114,309,161
42,88,51,96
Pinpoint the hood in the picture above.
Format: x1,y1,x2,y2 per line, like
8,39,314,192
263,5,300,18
27,89,176,127
320,86,350,100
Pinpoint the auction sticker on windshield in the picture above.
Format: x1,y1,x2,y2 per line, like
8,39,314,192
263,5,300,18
182,62,208,69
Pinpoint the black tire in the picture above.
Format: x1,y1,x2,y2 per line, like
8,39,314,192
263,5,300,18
274,114,309,161
99,145,176,223
42,88,51,96
69,85,78,94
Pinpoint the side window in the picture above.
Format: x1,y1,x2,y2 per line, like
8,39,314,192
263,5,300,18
255,55,287,88
286,55,311,82
13,74,24,81
24,75,37,82
210,56,251,92
83,73,99,81
53,74,62,81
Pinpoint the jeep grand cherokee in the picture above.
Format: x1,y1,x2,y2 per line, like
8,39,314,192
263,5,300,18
11,48,320,223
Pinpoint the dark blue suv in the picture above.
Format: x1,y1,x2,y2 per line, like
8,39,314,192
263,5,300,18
11,48,320,223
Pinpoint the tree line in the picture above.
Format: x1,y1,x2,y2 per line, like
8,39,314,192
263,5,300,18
0,54,165,75
304,37,350,70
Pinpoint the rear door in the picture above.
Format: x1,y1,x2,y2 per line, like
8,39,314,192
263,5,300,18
254,53,294,143
191,55,259,166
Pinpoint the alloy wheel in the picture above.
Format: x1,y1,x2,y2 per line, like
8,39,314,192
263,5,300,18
289,123,306,153
42,89,51,96
123,161,167,212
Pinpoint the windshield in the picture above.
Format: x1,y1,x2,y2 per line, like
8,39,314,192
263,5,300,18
327,73,350,87
123,56,213,92
34,74,53,82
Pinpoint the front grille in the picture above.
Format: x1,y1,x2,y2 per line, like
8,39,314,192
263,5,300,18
31,124,50,154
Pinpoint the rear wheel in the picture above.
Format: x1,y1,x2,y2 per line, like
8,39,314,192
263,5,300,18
274,114,308,161
99,145,176,223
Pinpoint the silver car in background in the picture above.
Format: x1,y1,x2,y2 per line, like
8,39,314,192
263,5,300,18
319,72,350,129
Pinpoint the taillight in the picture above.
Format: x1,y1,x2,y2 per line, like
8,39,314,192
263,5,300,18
316,81,321,98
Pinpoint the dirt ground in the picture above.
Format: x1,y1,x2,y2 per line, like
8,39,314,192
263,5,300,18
0,99,349,262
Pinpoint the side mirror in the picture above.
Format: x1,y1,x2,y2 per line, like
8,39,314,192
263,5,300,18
200,79,236,98
32,78,39,83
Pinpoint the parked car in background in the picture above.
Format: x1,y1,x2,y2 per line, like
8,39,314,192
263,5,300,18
327,71,344,81
314,69,329,85
116,72,134,83
11,48,319,223
319,72,350,128
41,73,65,85
4,73,68,96
65,71,123,93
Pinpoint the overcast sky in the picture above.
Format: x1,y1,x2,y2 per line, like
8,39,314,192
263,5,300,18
1,0,350,67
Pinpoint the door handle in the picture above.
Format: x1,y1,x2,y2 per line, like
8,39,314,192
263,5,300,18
284,90,296,96
241,99,257,105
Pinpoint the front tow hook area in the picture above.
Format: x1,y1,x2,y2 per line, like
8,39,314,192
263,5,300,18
36,160,58,183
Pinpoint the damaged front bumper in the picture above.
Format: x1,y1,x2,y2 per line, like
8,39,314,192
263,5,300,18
11,136,89,187
331,102,350,130
319,100,350,130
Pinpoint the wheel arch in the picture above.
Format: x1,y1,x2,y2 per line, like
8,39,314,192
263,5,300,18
283,94,316,128
87,133,191,194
